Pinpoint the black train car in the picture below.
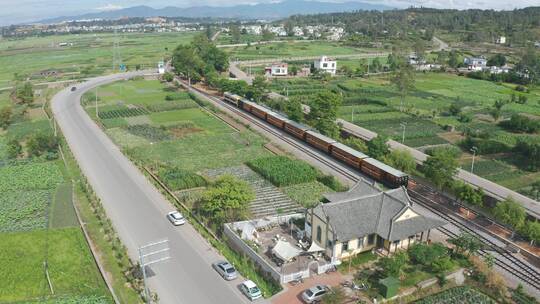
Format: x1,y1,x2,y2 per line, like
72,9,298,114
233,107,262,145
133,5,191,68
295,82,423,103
305,130,337,153
330,142,368,169
283,120,310,140
361,157,409,188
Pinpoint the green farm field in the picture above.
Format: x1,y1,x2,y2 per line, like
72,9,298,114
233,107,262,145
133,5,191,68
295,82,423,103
0,85,112,302
270,72,540,198
224,40,382,61
0,31,198,88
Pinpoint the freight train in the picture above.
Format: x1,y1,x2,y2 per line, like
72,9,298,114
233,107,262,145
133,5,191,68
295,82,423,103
223,92,409,188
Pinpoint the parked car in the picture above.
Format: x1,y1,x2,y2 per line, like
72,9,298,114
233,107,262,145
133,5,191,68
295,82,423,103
240,280,262,301
167,211,185,226
71,86,77,91
301,285,330,303
212,260,237,280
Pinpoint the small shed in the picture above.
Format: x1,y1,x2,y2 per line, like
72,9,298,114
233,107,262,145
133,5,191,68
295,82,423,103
378,276,399,298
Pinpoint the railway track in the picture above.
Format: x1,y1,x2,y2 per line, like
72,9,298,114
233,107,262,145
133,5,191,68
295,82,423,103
182,80,540,291
409,189,540,290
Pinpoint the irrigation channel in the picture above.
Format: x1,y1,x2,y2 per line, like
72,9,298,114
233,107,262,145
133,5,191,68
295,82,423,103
180,79,540,292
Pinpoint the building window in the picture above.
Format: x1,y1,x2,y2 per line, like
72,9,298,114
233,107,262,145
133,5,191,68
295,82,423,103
331,63,335,67
368,234,375,245
327,240,333,248
316,226,322,243
323,63,328,68
342,241,349,252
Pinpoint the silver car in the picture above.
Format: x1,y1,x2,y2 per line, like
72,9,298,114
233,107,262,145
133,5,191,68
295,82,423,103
212,260,238,280
301,285,329,303
167,211,185,226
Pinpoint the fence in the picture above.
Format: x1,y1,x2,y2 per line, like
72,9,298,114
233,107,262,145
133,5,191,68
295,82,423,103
223,222,282,282
281,269,310,284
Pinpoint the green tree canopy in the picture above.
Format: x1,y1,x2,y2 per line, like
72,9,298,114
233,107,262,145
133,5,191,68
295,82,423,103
379,251,409,278
199,175,255,225
422,148,459,189
284,96,304,123
390,62,415,111
0,106,13,129
367,136,390,160
384,149,416,174
493,197,526,230
307,91,342,138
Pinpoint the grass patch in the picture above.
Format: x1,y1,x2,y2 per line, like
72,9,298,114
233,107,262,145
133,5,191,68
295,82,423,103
50,183,78,228
247,156,318,187
101,118,128,129
158,167,207,191
337,251,378,272
0,228,110,303
282,181,332,208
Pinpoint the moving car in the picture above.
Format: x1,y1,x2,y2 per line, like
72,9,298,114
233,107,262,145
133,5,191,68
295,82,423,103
301,285,330,303
166,211,185,226
212,260,238,280
240,280,262,301
71,86,77,91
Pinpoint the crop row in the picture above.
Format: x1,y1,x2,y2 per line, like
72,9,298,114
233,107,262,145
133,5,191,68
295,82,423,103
158,167,207,191
98,108,150,119
0,190,51,232
0,161,64,192
247,156,318,187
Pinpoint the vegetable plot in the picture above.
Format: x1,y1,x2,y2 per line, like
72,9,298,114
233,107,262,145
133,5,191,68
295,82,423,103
247,156,318,187
415,287,495,304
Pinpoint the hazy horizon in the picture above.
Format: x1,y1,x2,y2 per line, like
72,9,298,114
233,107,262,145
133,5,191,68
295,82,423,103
1,0,539,26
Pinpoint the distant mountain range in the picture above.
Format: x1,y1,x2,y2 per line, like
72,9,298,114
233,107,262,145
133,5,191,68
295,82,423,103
38,0,393,24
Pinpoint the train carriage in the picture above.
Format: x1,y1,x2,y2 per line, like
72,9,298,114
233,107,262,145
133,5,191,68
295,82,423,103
250,103,270,120
266,111,288,129
361,157,409,188
241,98,254,112
330,142,368,169
283,120,310,140
223,92,242,107
305,130,337,153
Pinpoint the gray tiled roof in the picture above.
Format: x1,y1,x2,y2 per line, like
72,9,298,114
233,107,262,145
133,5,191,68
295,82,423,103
316,180,445,242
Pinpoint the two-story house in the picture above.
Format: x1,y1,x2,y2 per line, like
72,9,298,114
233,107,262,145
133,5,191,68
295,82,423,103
313,56,337,75
305,180,445,261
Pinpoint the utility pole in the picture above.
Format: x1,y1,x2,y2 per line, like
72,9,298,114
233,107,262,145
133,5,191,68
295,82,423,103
351,108,354,122
470,146,478,173
400,122,407,143
139,240,170,304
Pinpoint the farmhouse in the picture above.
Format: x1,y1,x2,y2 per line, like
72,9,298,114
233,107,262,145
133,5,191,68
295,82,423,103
496,36,506,44
265,63,288,76
313,56,337,75
464,57,487,71
305,180,445,261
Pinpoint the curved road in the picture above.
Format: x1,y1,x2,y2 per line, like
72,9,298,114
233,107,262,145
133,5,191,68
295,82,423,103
52,72,254,304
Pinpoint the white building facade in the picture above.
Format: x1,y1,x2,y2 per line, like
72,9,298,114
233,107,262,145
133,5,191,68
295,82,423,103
314,56,337,75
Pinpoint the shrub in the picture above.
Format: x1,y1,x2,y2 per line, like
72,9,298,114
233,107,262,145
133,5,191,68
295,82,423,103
158,167,207,191
247,156,318,187
316,175,348,192
499,114,539,133
408,243,448,267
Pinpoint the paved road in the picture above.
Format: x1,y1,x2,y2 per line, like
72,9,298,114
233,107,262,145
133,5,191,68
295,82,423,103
52,72,256,304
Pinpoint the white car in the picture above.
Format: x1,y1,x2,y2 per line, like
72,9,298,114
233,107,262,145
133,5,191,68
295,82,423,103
240,280,262,301
301,285,330,303
167,211,185,226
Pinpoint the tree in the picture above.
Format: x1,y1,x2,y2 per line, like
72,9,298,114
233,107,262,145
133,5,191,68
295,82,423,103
449,233,482,256
493,197,526,230
367,136,390,160
205,24,214,40
199,174,255,225
390,62,415,112
448,101,463,116
531,181,540,201
413,39,426,62
284,21,295,37
520,220,540,246
15,82,34,105
379,251,409,278
0,106,13,129
247,76,268,102
162,72,174,82
321,287,346,304
171,44,205,82
284,96,304,123
262,28,275,41
6,139,22,159
489,107,501,122
422,148,459,189
230,24,241,43
431,256,453,274
384,149,416,174
371,57,382,73
342,137,368,153
487,54,506,67
448,50,460,68
408,243,447,266
307,91,342,138
455,182,484,207
26,133,58,158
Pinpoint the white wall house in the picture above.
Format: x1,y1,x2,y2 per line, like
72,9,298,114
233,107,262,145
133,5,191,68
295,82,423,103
464,57,487,71
496,36,506,44
314,56,337,75
265,63,288,76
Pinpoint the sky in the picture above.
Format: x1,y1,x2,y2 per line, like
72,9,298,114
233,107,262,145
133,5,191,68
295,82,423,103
0,0,539,26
